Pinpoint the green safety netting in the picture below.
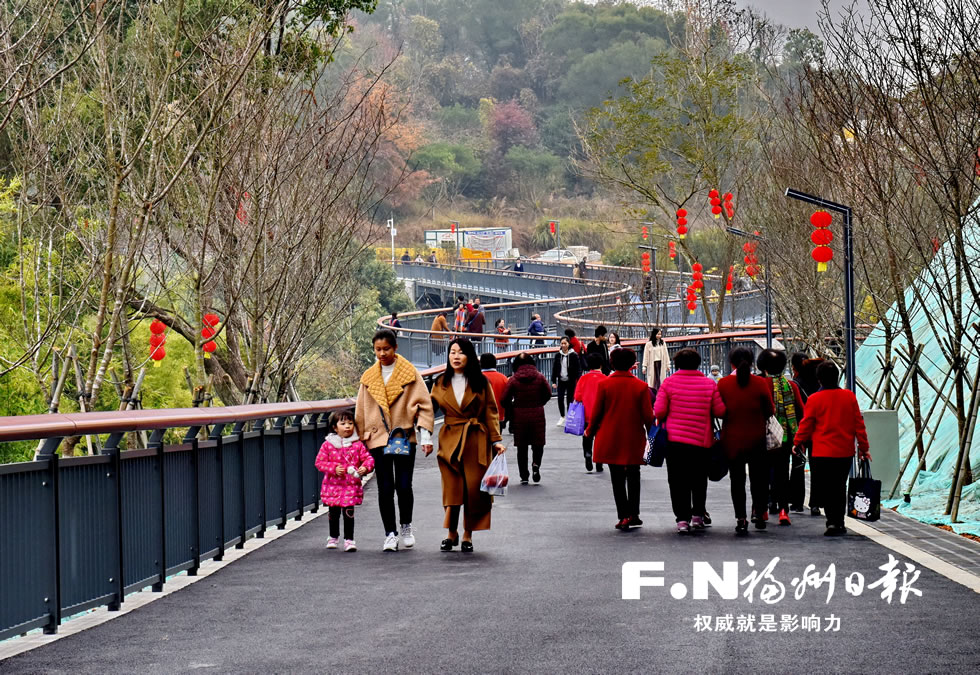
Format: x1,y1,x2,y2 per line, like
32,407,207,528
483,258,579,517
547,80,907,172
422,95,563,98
854,211,980,537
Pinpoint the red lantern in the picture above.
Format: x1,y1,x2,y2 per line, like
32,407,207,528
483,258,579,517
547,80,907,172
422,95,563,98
202,341,217,358
810,211,832,228
149,333,166,348
711,205,722,218
669,250,677,260
676,217,687,226
677,225,688,238
708,189,719,199
811,230,833,246
150,320,166,335
687,301,697,314
746,265,758,277
150,345,166,367
202,326,216,339
549,221,556,235
812,246,833,272
692,262,703,273
676,208,687,218
723,192,733,202
203,313,220,327
725,204,734,219
692,280,703,290
641,225,649,240
725,279,733,294
692,272,703,282
450,221,456,233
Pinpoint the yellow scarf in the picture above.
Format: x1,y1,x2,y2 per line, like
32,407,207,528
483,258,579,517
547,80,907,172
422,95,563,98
360,354,418,418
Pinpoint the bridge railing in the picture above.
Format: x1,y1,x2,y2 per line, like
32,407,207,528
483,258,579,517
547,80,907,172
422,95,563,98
0,401,352,642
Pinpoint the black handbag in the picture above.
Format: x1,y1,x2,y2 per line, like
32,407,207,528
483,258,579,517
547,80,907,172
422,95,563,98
643,423,668,467
707,421,728,482
847,459,881,522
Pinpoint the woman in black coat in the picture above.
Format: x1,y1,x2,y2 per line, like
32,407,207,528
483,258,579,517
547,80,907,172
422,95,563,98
502,353,552,484
551,336,582,425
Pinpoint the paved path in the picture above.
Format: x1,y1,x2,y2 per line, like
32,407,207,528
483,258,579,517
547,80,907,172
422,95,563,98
4,404,980,673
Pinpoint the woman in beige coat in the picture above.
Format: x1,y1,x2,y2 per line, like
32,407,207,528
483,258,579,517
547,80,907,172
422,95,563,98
355,329,435,552
429,337,505,553
642,327,670,405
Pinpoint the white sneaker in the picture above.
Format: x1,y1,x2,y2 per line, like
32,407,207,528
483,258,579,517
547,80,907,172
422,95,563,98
344,539,357,552
556,417,565,426
400,523,416,548
326,537,339,549
383,533,399,552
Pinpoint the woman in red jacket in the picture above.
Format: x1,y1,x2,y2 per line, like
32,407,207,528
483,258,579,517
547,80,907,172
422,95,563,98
717,347,774,534
794,361,871,536
574,352,607,473
654,348,726,534
586,348,655,530
501,353,552,484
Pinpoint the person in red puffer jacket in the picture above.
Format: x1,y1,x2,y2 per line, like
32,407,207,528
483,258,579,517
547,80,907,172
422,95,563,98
794,361,871,537
574,352,607,473
654,348,726,534
587,348,655,530
717,347,774,535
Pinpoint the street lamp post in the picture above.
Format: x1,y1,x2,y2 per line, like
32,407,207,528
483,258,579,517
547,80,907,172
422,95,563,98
726,226,772,349
784,188,856,392
451,220,460,265
387,217,396,263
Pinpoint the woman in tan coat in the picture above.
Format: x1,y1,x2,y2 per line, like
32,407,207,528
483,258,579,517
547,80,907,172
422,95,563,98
355,329,435,552
430,311,450,356
429,337,505,553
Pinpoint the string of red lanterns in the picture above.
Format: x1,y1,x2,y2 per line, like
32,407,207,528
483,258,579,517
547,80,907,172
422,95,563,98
668,240,677,261
726,265,734,295
723,192,734,220
149,319,167,367
202,313,221,359
708,189,721,219
686,283,698,315
743,240,759,278
641,250,651,273
810,210,833,272
675,208,688,239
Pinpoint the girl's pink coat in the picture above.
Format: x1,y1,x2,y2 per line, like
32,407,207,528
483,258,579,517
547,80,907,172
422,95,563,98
315,437,375,507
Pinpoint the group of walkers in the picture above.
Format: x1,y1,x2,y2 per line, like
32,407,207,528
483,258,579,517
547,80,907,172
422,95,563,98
315,323,871,556
581,328,872,537
317,328,543,554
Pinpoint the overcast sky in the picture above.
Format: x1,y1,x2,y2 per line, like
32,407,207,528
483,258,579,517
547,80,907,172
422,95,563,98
737,0,867,32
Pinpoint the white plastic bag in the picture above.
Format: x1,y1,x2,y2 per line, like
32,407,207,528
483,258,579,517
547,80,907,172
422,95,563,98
766,415,785,451
480,452,510,496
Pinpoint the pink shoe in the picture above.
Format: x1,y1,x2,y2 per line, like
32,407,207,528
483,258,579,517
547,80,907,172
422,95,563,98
691,516,704,529
326,537,339,549
343,539,357,552
677,521,690,534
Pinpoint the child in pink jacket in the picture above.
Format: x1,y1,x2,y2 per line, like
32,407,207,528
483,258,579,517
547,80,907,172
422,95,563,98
315,409,374,552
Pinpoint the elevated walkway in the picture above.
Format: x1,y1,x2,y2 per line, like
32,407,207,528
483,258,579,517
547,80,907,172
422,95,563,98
3,398,978,670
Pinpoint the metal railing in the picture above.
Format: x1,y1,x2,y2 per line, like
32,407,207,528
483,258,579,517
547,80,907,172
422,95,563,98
395,262,629,304
0,401,351,642
554,292,768,337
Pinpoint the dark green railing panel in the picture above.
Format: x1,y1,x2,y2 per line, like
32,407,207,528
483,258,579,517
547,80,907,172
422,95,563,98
120,453,163,592
0,463,56,640
58,459,118,613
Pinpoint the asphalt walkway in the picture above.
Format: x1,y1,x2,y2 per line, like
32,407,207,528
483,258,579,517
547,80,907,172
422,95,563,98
4,404,980,673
